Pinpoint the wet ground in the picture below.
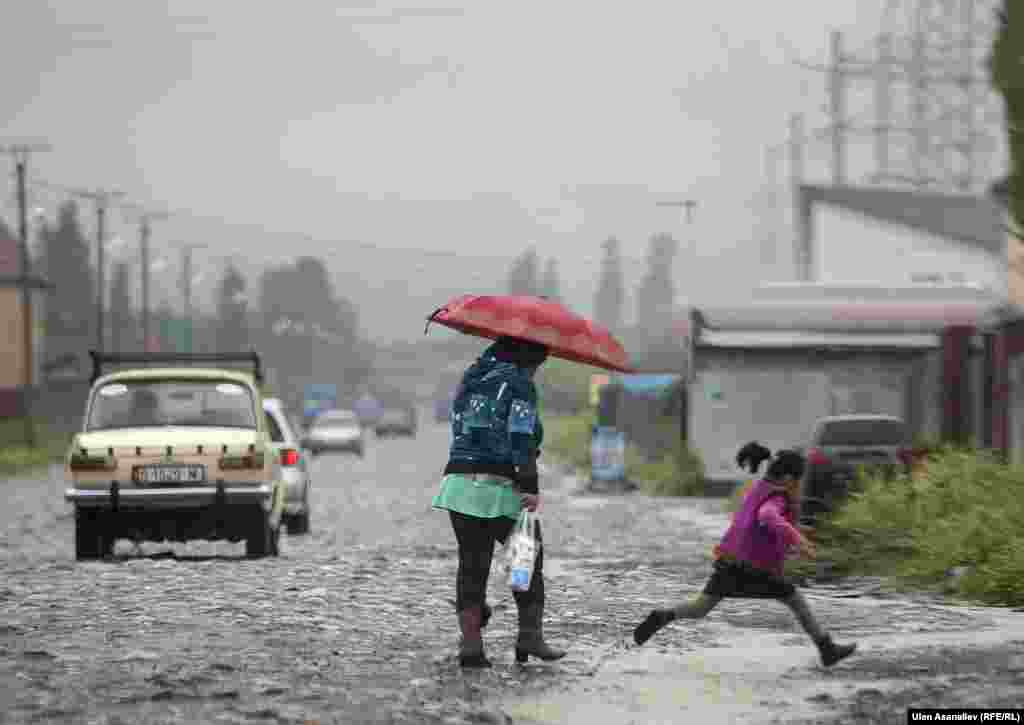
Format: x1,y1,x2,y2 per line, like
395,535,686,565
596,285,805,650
2,418,1024,724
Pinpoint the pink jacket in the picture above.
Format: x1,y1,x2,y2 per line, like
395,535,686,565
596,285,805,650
714,478,802,576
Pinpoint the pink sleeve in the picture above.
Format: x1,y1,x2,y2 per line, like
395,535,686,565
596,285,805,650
757,498,803,547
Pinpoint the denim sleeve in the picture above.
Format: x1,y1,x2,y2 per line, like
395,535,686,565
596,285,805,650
505,375,540,466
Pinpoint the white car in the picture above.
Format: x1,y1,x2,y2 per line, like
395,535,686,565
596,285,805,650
263,398,312,535
303,409,365,458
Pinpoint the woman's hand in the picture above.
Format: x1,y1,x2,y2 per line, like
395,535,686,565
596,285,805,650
520,494,539,512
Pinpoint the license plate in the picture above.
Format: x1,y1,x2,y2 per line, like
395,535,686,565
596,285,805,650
134,464,207,485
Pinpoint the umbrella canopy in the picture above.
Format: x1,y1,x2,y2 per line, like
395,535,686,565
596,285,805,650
426,294,635,373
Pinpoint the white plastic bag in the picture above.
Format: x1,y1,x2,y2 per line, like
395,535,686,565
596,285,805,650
506,510,539,592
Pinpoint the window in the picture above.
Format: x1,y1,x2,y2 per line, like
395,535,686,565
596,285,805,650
818,420,907,447
87,380,257,430
264,411,285,442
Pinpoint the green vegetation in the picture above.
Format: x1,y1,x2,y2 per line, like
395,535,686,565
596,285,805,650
0,420,69,477
991,1,1022,230
790,446,1024,606
536,358,593,414
543,411,705,496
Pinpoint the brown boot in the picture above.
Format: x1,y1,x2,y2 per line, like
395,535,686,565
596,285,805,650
515,602,566,664
458,607,492,668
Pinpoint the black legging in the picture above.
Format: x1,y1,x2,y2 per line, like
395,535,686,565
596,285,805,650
450,511,544,612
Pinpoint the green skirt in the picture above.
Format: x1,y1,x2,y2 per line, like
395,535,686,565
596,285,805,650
432,473,522,520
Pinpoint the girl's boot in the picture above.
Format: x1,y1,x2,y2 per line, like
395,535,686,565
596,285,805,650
814,635,856,667
515,602,566,663
458,607,492,668
634,609,675,646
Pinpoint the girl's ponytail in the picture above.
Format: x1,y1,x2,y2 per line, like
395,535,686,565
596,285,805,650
736,441,772,474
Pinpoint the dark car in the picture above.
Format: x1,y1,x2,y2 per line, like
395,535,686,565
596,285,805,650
375,406,417,437
799,414,912,526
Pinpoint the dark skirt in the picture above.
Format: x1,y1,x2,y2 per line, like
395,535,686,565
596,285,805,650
703,559,796,599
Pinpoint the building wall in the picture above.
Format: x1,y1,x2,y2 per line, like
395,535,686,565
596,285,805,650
815,205,1005,294
0,288,25,389
691,347,930,482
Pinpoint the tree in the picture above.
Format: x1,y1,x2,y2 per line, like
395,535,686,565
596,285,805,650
108,262,134,352
991,0,1022,229
257,255,369,406
634,233,679,335
594,237,625,333
216,265,249,352
541,257,561,301
506,248,539,296
39,202,96,363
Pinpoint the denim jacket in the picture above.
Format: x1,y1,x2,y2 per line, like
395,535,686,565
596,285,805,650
443,343,543,491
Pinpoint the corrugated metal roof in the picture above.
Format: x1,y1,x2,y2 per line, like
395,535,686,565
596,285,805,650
751,281,999,302
697,329,940,349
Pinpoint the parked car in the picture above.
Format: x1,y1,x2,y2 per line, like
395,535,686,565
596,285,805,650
303,409,365,457
799,414,912,525
375,406,417,437
263,398,312,535
63,352,285,560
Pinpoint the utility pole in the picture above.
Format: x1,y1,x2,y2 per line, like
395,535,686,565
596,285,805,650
911,6,929,188
789,113,807,280
874,33,893,183
960,0,977,191
181,244,205,353
1,142,51,447
828,30,846,185
53,187,125,353
125,208,170,351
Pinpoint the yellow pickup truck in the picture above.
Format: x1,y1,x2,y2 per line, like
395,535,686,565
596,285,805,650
64,352,285,560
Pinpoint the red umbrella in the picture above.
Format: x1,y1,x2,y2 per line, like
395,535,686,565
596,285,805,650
425,294,635,373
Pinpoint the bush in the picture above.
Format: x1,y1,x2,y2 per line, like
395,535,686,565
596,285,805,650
543,411,705,496
0,419,68,477
543,412,596,472
804,445,1024,605
636,441,705,497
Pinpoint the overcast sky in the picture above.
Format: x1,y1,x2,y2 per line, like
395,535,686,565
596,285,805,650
5,0,995,343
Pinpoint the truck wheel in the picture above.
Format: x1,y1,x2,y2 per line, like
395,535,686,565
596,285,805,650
246,512,279,558
75,510,112,561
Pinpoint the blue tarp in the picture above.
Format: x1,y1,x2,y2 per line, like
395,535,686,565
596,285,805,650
617,374,680,397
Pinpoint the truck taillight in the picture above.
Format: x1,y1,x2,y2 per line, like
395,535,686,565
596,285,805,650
898,447,913,466
807,448,830,466
280,448,299,466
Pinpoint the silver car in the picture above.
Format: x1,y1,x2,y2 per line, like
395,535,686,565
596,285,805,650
303,409,365,458
263,398,312,535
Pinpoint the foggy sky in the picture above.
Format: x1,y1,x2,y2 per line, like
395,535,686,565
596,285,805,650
2,1,923,342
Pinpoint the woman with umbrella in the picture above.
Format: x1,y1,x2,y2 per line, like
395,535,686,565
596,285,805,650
427,295,632,668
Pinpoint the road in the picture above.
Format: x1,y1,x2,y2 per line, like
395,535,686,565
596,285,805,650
3,416,1024,724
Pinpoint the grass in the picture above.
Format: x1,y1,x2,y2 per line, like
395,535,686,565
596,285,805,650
543,411,706,496
0,419,69,477
789,446,1024,606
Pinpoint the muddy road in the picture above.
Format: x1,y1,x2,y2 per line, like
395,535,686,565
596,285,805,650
2,417,1024,724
